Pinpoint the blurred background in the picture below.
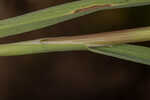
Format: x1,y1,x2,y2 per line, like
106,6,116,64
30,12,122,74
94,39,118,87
0,0,150,100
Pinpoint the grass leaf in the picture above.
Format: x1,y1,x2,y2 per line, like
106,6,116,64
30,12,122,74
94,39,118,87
0,0,150,37
88,44,150,65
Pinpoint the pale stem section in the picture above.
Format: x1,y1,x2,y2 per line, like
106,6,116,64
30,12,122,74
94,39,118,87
0,26,150,56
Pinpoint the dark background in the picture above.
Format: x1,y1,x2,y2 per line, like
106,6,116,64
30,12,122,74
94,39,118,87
0,0,150,100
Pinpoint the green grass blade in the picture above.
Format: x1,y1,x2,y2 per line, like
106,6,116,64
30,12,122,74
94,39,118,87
0,0,150,37
88,44,150,65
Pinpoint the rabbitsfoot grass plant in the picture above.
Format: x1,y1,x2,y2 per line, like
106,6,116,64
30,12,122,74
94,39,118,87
0,0,150,65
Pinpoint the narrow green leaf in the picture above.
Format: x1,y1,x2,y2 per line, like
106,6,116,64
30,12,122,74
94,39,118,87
0,0,150,37
88,44,150,65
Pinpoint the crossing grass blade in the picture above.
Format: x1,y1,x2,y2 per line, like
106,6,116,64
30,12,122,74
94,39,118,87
0,0,150,37
88,44,150,65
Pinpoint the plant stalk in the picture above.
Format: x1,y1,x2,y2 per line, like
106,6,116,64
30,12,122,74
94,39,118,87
0,26,150,56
